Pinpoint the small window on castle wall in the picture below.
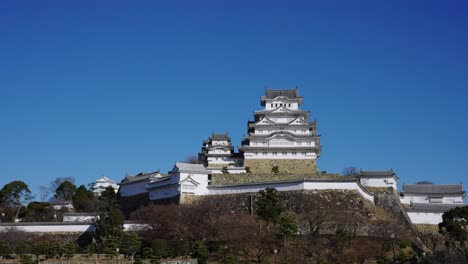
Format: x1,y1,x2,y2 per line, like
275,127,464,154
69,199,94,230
271,104,273,107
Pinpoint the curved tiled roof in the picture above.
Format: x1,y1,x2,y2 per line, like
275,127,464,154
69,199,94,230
402,184,465,195
406,203,465,212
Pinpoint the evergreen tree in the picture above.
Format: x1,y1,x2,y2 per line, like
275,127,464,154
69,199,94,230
54,180,77,201
72,185,96,212
256,188,283,225
120,232,142,261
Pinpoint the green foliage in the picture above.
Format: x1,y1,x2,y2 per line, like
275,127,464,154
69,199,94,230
221,167,229,173
0,181,33,207
222,254,237,264
271,165,279,174
0,241,10,257
24,202,54,222
141,247,153,259
193,241,209,264
19,255,34,264
119,232,142,259
63,241,76,260
93,208,125,256
54,180,77,201
245,166,251,173
151,239,170,258
398,239,411,249
439,205,468,243
150,256,162,264
15,242,31,255
72,185,96,212
99,186,117,211
256,188,283,224
278,212,298,239
280,255,292,264
31,240,60,259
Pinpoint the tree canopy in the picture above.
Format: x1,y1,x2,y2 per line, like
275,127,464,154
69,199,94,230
72,185,96,212
54,180,77,201
0,181,33,208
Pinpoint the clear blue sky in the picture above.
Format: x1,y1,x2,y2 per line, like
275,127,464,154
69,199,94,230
1,1,468,196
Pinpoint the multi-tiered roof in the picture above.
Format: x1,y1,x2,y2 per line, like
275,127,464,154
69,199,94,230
239,88,321,158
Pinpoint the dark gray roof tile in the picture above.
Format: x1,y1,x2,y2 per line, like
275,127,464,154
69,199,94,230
402,184,465,195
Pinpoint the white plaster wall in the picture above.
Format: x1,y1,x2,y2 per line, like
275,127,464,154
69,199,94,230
0,224,95,233
0,223,146,233
184,172,210,195
399,194,464,205
360,177,397,190
212,140,229,146
206,181,374,203
119,180,149,197
52,204,74,211
63,215,97,222
406,212,443,225
243,151,317,159
265,100,298,110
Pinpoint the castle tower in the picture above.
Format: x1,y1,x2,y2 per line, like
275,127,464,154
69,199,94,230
239,88,321,174
198,133,245,174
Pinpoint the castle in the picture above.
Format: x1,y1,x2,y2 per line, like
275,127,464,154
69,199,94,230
198,88,321,174
116,88,465,225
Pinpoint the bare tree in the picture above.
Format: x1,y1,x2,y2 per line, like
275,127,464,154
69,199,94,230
342,167,359,176
39,185,50,202
49,177,75,198
184,155,199,164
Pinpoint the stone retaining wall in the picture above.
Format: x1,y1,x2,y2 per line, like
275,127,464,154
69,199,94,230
210,172,341,185
243,159,318,174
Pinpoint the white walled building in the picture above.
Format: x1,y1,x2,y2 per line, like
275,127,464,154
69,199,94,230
358,170,398,190
62,213,98,223
118,171,165,197
147,162,210,201
400,183,466,225
239,89,321,161
405,203,464,225
198,133,246,174
400,183,465,205
92,176,119,196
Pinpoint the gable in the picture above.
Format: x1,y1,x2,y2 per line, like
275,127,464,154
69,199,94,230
288,117,307,125
271,106,293,114
254,117,276,125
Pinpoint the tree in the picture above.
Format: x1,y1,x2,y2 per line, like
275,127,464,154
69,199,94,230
256,188,283,225
0,240,11,258
278,212,298,241
439,206,468,262
94,208,125,256
120,232,142,261
72,185,96,212
24,202,54,222
63,241,76,260
193,241,209,264
54,181,77,201
49,177,75,194
0,181,33,219
271,166,279,174
184,155,199,164
99,186,117,211
39,185,50,202
151,239,171,258
342,167,359,176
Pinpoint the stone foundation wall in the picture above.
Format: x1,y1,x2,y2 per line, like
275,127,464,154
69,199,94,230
243,159,318,174
210,172,341,185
